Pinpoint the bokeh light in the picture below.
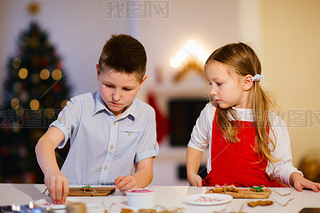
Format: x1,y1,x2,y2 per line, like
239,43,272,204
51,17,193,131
40,69,50,80
61,99,68,108
12,58,21,69
52,69,62,80
11,98,20,109
44,108,55,119
18,68,28,79
30,99,40,110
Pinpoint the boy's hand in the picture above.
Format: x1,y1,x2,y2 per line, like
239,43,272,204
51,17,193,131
114,175,138,194
44,170,69,204
188,174,203,187
35,127,68,203
114,158,153,194
290,172,320,192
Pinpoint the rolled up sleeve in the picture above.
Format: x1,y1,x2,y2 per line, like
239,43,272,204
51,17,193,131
50,97,80,148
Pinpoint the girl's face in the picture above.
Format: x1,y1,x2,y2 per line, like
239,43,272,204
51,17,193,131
206,61,250,109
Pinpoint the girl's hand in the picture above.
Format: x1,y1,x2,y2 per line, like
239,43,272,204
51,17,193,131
290,172,320,192
186,147,204,187
44,170,69,204
114,175,138,194
188,174,203,187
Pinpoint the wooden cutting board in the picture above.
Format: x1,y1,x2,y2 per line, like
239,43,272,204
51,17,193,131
206,188,271,199
68,187,115,197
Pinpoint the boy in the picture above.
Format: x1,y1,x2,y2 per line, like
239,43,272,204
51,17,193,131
35,34,159,204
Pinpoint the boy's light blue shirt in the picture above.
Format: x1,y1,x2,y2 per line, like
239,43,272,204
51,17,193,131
51,91,159,185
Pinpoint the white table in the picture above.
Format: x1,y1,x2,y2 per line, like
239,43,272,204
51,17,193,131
0,184,319,213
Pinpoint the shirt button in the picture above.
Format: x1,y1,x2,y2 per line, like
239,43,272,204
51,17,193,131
110,145,114,150
104,165,108,170
113,121,116,126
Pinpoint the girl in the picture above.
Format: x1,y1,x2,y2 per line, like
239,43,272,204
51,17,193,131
186,42,320,192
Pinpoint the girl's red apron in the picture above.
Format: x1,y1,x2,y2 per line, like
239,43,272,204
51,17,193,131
202,110,282,187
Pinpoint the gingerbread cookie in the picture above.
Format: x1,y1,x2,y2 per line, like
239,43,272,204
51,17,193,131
247,200,274,207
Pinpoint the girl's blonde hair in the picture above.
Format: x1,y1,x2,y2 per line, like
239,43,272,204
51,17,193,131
205,42,278,162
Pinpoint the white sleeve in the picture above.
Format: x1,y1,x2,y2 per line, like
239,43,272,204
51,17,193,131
266,112,303,186
187,102,215,152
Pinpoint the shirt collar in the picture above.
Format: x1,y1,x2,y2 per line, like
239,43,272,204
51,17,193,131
93,91,109,115
93,91,136,121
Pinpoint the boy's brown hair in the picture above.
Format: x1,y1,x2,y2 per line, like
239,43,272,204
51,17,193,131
98,34,147,81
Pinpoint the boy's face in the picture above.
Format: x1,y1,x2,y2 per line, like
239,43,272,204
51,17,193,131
97,65,147,117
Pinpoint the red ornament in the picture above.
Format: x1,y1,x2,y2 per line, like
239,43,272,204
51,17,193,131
148,92,171,144
39,57,49,68
52,82,62,93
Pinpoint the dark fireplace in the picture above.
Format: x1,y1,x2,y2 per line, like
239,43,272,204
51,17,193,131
168,98,208,147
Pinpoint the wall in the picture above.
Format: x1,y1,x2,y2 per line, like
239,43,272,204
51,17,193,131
260,0,320,166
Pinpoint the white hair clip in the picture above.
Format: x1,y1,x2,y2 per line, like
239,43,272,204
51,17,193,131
251,74,264,82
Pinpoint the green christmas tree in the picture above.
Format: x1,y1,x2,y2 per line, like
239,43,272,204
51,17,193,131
0,21,71,183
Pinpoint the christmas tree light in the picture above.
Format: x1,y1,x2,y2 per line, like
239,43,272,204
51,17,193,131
0,2,71,183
